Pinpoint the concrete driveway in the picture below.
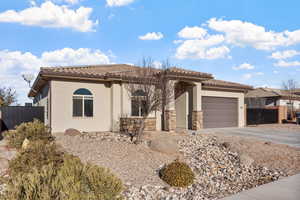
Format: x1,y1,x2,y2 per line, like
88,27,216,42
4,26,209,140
196,126,300,148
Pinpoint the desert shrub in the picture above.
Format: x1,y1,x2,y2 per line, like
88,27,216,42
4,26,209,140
8,140,64,177
160,160,195,187
4,119,54,149
2,155,123,200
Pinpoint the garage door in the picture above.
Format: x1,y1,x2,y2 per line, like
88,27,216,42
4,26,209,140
202,96,238,128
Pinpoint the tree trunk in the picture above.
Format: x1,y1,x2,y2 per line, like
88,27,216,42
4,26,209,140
135,117,146,144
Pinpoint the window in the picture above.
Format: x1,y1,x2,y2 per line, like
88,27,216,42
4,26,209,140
73,88,93,117
131,90,147,117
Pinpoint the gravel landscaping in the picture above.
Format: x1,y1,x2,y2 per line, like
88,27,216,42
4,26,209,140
54,131,299,200
0,139,16,195
1,129,299,199
213,134,300,176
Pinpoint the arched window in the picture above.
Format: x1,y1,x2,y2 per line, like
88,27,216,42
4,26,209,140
73,88,93,117
131,89,147,117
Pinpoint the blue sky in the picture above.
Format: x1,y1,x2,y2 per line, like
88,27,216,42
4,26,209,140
1,0,300,104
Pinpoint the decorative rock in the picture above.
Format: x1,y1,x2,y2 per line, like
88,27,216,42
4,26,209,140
65,128,81,136
122,134,286,200
149,138,179,155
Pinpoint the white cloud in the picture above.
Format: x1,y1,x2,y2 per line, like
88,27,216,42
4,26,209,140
41,48,110,66
47,0,82,4
57,0,81,4
207,18,300,50
255,72,264,76
243,73,252,80
270,50,300,60
274,60,300,67
106,0,135,7
29,0,37,6
0,1,97,32
0,48,111,104
273,70,279,74
232,63,255,70
153,61,162,68
242,72,264,80
173,40,183,44
178,26,207,39
175,34,230,59
139,32,164,40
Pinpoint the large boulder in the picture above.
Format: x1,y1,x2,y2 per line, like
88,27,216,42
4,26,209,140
65,128,81,136
149,137,179,155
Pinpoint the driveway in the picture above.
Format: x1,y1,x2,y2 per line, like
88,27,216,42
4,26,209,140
195,126,300,148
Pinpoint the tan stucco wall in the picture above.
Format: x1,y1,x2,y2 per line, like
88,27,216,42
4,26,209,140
51,80,112,133
50,81,160,133
176,92,188,128
33,84,50,126
201,90,245,127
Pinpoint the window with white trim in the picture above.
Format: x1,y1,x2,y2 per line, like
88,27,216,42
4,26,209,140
73,88,93,117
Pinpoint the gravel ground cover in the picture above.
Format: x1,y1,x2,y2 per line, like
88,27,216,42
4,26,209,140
213,134,300,176
0,139,16,195
54,131,298,200
54,132,179,186
1,129,299,199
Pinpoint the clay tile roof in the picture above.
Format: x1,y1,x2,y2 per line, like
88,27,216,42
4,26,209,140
39,64,214,80
202,79,253,90
40,64,138,79
245,88,279,98
168,67,213,78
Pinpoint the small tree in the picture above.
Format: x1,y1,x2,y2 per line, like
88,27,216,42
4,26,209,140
0,87,17,106
282,79,298,119
123,58,174,144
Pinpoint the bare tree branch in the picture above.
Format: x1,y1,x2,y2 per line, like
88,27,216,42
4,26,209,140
282,79,299,119
123,58,174,144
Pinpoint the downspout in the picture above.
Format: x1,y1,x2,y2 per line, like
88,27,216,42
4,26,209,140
49,80,52,133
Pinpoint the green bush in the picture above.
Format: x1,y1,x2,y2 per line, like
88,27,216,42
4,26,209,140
2,155,123,200
8,140,64,177
160,160,195,187
4,119,54,149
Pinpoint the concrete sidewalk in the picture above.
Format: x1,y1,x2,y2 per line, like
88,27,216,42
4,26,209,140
221,174,300,200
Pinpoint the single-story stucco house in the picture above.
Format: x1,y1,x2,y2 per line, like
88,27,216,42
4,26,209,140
28,64,252,133
245,87,300,110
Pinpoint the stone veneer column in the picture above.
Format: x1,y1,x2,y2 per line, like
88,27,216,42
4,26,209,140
165,80,176,131
165,110,176,131
192,82,203,130
192,111,203,130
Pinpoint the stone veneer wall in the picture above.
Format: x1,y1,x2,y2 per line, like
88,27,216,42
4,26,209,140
165,110,176,131
120,117,156,133
278,106,288,123
192,111,203,130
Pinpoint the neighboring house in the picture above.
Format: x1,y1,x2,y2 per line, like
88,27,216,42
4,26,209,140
28,64,252,133
294,89,300,96
245,87,300,110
